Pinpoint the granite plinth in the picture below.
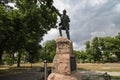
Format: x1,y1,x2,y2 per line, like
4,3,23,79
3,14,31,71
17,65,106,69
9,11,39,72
48,37,82,80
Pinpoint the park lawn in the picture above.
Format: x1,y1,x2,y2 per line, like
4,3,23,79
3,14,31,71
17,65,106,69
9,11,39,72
112,76,120,79
77,63,120,72
1,63,120,80
1,63,120,73
1,63,120,71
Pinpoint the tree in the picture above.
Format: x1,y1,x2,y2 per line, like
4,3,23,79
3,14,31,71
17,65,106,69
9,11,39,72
78,51,87,63
73,50,80,62
102,37,115,62
40,40,56,62
85,41,93,62
98,37,106,62
15,0,58,67
0,0,59,66
91,37,102,62
114,33,120,60
85,37,102,63
0,2,15,64
85,33,120,63
25,42,41,67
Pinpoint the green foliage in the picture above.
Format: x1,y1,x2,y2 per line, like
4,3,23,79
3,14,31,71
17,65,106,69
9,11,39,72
40,40,56,62
2,51,15,66
84,33,120,63
85,41,93,62
112,76,120,79
91,37,102,62
114,33,120,59
25,43,41,63
74,50,87,63
0,0,59,65
0,2,14,64
73,50,80,62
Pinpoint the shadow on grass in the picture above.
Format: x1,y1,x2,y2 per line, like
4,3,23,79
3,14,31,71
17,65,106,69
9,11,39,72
0,65,52,76
0,66,45,80
1,66,120,80
0,66,43,76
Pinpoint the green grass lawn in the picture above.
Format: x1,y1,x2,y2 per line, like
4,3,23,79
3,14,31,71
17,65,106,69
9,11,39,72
0,63,120,77
1,63,120,72
77,63,120,72
0,63,120,72
112,76,120,79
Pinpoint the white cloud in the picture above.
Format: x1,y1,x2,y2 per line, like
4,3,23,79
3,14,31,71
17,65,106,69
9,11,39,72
113,3,120,13
88,0,108,7
73,42,85,51
105,23,119,36
41,0,120,50
91,31,106,39
53,0,70,13
40,29,59,45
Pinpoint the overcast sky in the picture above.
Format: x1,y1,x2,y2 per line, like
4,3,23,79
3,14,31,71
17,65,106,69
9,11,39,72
41,0,120,51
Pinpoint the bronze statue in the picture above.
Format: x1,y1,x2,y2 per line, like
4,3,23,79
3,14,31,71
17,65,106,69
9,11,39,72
50,5,70,39
59,10,70,39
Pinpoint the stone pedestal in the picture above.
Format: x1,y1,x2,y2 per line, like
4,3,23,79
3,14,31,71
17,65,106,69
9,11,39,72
48,37,82,80
48,71,81,80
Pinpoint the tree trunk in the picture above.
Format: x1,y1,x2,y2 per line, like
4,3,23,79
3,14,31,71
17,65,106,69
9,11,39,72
0,49,3,65
0,53,3,65
10,54,15,64
17,52,21,67
31,63,32,68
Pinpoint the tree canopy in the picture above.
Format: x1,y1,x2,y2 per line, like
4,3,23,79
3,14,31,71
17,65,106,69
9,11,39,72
0,0,58,66
40,40,56,62
83,33,120,63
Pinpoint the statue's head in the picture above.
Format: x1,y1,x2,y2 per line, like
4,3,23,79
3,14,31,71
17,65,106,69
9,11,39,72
63,9,66,14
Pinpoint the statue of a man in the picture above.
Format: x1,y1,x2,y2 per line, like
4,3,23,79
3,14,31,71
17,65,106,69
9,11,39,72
59,10,70,39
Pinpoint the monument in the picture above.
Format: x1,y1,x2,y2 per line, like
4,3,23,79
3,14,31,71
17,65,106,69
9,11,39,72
48,37,81,80
48,10,81,80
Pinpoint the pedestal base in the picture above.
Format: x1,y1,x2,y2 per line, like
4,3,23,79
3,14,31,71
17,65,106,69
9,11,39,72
48,71,82,80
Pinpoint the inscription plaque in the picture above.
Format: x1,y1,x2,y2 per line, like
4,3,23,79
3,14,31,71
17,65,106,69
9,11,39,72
70,56,76,71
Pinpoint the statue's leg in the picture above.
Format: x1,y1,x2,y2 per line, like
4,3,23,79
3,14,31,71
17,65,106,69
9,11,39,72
59,28,62,36
66,29,70,39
